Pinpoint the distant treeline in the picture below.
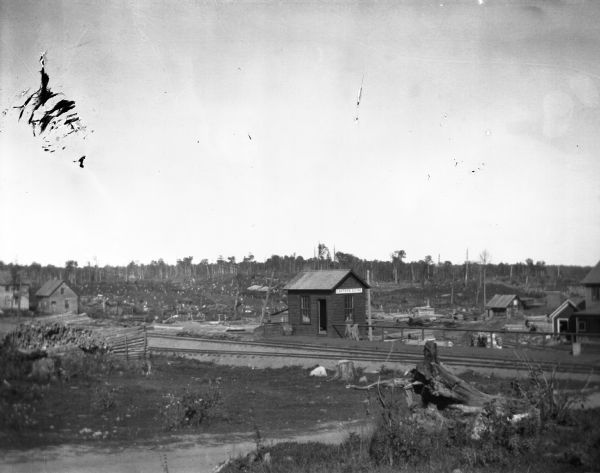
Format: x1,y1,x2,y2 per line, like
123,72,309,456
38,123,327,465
0,249,592,291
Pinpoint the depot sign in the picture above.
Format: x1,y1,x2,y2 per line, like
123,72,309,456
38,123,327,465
335,288,363,294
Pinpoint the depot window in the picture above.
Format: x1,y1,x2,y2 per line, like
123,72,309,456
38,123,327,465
344,295,354,323
300,295,310,324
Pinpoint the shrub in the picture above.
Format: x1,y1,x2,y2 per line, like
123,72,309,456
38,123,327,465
160,380,222,431
0,399,37,430
92,383,120,411
513,353,584,425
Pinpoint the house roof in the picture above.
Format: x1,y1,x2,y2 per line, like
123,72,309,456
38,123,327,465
485,294,519,309
582,260,600,285
549,298,585,320
36,279,65,297
0,270,30,285
0,271,12,285
284,269,369,291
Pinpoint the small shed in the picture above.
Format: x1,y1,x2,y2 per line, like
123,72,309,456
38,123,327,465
485,294,522,319
36,280,79,315
284,269,369,337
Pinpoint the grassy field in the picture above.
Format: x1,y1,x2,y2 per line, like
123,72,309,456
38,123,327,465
0,353,372,449
2,341,600,472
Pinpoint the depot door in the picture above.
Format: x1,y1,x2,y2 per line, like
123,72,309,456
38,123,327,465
318,299,327,335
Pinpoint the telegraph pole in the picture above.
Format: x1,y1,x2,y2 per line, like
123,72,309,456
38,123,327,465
367,269,373,341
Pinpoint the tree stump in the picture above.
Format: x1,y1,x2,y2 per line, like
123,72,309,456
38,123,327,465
336,360,356,382
412,341,493,408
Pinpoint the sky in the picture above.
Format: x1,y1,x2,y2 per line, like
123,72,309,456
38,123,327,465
1,0,599,267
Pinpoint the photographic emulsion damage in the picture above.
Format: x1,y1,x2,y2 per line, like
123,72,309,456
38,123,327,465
1,1,599,472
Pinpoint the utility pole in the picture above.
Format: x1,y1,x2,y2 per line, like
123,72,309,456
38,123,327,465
259,271,275,325
367,269,373,341
464,249,469,287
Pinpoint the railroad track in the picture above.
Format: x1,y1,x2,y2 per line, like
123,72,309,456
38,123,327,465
148,334,598,376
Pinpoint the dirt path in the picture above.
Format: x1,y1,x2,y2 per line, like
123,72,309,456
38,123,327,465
1,420,373,473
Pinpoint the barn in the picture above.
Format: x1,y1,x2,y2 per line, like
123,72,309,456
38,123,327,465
284,269,369,337
36,280,79,315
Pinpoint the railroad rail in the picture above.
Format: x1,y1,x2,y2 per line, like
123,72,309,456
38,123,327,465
147,333,598,377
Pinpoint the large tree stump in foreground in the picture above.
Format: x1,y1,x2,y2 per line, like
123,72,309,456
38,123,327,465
411,341,493,408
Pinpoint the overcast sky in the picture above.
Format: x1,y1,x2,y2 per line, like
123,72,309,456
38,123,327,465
1,0,599,267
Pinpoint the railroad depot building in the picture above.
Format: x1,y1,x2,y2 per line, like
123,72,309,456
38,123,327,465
284,269,369,337
36,279,79,315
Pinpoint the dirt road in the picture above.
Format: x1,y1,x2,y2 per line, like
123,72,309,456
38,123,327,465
1,420,373,473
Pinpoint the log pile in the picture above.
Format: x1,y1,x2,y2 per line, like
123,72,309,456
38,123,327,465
4,321,147,360
4,322,108,353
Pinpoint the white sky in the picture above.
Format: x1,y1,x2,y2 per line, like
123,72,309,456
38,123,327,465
1,0,599,267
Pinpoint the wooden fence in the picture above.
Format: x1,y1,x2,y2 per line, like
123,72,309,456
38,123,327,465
96,325,147,360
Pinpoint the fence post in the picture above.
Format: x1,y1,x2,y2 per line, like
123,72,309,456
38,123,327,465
421,328,425,341
381,326,384,342
125,335,129,362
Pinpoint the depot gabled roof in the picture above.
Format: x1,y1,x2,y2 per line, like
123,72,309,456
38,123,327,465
582,260,600,285
283,269,369,291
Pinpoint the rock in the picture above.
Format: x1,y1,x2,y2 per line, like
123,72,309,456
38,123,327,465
310,366,327,377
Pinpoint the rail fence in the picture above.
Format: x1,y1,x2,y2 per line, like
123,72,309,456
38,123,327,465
332,323,600,350
96,325,147,360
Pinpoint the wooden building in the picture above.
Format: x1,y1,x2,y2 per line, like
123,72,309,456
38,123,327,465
570,260,600,335
284,269,369,337
36,280,79,315
485,294,522,319
549,298,585,335
0,270,30,311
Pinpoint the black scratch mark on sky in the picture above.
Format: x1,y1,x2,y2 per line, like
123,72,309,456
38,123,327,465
14,53,87,154
73,156,85,168
248,133,252,141
354,75,364,123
